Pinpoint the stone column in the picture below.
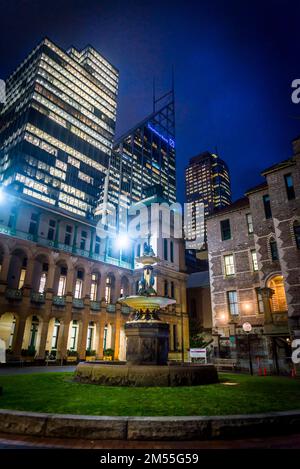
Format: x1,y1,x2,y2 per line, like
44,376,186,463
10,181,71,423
260,287,274,325
113,274,121,303
57,319,71,360
78,300,90,359
24,258,35,288
12,316,27,358
37,318,50,359
66,268,75,296
97,300,107,359
45,262,55,292
83,271,92,298
89,228,95,257
113,302,122,360
0,253,10,284
99,272,107,301
72,225,78,253
0,254,10,295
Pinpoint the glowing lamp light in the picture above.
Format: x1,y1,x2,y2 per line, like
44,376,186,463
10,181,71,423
115,233,130,249
220,313,226,322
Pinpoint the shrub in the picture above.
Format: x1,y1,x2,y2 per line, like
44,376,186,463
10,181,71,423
103,348,114,357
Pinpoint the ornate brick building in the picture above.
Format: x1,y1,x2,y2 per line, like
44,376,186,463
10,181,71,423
207,137,300,373
0,190,189,363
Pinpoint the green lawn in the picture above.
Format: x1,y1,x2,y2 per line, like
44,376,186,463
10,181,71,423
0,372,299,416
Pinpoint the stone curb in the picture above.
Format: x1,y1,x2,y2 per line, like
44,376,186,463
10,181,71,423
0,409,300,440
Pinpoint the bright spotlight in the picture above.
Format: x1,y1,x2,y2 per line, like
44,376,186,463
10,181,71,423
115,233,130,249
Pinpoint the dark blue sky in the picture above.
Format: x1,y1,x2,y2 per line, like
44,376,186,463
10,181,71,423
1,0,300,203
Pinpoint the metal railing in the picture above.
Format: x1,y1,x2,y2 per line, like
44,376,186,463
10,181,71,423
5,288,23,300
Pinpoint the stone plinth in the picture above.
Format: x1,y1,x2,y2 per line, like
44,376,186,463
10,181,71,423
125,321,169,366
75,363,219,387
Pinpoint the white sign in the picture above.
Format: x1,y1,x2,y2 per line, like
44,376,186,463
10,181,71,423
0,338,6,363
242,322,252,333
189,348,207,359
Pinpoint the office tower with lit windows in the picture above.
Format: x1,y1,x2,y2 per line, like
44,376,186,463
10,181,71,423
101,90,176,227
0,37,118,219
185,151,231,248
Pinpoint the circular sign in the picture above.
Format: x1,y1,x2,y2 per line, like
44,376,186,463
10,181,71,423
242,322,252,333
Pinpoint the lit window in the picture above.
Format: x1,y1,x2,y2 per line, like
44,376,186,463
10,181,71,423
227,290,239,315
70,321,78,350
18,268,26,289
224,254,235,276
57,268,67,296
90,273,98,301
38,272,47,293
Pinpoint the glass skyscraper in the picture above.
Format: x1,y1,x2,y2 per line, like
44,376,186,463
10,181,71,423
100,90,176,228
0,38,118,219
185,151,231,248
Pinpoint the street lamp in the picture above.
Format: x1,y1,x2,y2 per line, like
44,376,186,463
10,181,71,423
242,322,253,375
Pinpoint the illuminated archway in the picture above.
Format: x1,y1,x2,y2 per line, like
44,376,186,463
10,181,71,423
268,275,288,312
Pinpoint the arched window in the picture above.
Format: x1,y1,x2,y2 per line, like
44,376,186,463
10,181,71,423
51,319,60,350
270,239,279,261
268,275,287,312
18,258,27,289
105,276,112,303
86,322,95,351
74,270,84,298
90,273,98,301
29,316,39,349
137,244,141,257
57,266,67,296
38,272,47,293
164,280,169,297
294,221,300,249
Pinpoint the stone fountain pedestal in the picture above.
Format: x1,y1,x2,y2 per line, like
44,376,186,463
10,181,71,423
125,321,169,366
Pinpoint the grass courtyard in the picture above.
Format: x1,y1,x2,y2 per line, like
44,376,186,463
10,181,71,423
0,372,299,416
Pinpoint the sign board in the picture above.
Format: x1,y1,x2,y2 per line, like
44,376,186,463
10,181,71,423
189,348,207,359
242,322,252,333
0,338,6,364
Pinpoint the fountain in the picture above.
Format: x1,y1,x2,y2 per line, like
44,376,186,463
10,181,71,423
75,242,218,386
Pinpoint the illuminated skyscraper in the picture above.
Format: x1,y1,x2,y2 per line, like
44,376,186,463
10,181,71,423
101,90,176,228
185,152,231,248
0,38,118,219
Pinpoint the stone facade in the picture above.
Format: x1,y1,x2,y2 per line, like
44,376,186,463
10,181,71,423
207,138,300,374
0,192,189,363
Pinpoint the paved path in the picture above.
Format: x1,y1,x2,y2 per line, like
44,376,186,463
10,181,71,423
0,432,300,448
0,366,76,375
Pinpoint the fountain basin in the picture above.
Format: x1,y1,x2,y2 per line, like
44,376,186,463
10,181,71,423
118,295,176,311
75,362,219,387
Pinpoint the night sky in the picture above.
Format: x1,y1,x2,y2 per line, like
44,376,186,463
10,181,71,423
1,0,300,203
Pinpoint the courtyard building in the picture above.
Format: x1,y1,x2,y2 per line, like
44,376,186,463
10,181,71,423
0,190,189,363
207,136,300,374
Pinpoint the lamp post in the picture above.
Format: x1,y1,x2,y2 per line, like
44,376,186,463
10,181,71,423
242,322,253,375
